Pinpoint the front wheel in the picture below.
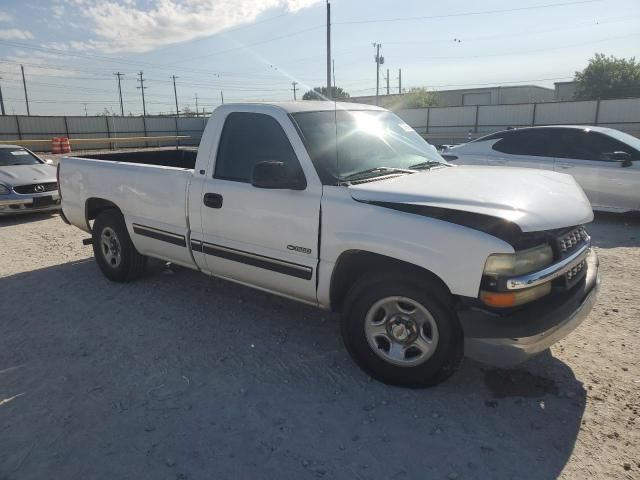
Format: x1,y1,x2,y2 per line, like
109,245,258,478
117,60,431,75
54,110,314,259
341,273,463,388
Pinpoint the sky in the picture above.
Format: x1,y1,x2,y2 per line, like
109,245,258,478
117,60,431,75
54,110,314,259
0,0,638,116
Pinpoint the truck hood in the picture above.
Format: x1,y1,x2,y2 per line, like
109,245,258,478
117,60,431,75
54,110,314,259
348,166,594,232
0,164,56,186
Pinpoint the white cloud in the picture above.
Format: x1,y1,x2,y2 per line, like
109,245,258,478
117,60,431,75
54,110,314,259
59,0,322,53
0,11,13,22
0,29,34,40
3,50,76,78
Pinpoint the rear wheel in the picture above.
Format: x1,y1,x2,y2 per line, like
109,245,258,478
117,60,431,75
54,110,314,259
341,272,463,388
92,210,146,282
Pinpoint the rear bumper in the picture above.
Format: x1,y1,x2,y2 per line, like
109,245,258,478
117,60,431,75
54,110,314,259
460,248,599,366
0,192,61,215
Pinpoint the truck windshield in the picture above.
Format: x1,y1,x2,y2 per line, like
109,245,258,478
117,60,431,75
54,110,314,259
0,148,42,166
292,110,446,183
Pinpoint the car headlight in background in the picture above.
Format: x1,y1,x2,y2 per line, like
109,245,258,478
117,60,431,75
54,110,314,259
483,244,553,276
0,184,11,195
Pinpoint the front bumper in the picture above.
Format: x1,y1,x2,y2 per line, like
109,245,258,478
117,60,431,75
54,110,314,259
0,192,61,215
461,248,599,366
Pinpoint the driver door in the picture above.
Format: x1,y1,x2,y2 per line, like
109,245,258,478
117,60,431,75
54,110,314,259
196,110,321,304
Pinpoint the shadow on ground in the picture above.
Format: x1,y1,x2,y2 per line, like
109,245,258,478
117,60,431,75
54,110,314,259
0,260,586,480
589,212,640,249
0,212,60,228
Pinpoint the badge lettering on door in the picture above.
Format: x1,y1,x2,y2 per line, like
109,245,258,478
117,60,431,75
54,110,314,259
287,245,312,254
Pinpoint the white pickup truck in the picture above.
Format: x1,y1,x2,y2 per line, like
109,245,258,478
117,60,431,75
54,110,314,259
59,102,599,387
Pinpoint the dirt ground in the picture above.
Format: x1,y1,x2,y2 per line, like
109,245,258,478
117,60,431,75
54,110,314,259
0,212,638,480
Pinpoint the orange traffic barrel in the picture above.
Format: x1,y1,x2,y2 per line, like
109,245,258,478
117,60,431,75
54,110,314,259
60,137,71,154
51,137,62,154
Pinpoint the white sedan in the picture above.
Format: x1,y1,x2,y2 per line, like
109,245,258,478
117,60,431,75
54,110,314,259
443,125,639,213
0,145,60,215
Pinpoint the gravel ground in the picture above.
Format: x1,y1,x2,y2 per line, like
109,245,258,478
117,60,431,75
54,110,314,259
0,212,638,480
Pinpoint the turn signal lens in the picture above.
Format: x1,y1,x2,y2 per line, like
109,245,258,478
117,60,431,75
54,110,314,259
480,282,551,308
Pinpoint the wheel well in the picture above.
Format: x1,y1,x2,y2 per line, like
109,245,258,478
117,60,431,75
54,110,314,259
329,250,452,312
85,198,121,230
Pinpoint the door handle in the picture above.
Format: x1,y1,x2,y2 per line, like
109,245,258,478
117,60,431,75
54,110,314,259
203,193,223,209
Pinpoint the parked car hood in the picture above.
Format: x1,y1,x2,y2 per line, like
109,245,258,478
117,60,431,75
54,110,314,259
348,166,594,232
0,164,57,186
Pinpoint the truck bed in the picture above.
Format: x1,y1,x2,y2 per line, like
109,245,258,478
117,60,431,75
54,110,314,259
72,147,198,169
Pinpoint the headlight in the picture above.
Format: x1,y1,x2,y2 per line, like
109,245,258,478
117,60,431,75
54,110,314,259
483,244,553,276
0,184,11,195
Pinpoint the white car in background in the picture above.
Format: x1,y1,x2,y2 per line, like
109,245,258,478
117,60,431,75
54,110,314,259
443,126,640,213
0,145,60,215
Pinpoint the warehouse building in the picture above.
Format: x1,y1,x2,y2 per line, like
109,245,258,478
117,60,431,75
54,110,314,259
348,84,556,107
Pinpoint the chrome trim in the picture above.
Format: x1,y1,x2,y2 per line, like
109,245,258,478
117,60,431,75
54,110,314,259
505,241,591,290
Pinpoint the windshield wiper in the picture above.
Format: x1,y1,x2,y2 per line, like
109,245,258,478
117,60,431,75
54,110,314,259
343,166,416,181
409,161,449,170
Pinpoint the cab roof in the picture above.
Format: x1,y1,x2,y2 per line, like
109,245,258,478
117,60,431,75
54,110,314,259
219,101,386,114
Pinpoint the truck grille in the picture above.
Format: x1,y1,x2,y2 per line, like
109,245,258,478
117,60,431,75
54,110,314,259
566,259,586,282
13,182,58,194
558,226,588,254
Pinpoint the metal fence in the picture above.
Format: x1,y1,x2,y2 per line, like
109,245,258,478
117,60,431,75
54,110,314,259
395,97,640,145
1,97,639,151
0,115,207,151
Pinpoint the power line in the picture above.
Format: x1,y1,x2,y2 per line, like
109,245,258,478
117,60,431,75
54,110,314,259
334,0,600,25
174,24,324,63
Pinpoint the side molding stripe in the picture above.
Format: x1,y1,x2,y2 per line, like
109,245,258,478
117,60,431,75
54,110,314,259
132,224,187,247
191,239,313,280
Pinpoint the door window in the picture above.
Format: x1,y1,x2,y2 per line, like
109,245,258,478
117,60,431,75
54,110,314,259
492,129,557,157
215,112,303,182
552,130,635,161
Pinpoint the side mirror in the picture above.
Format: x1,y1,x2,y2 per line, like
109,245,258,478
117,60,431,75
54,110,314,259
610,151,633,167
44,159,54,165
251,161,306,190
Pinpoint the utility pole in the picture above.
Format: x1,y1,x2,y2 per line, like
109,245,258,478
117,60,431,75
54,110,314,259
0,77,5,116
332,59,336,94
220,91,224,104
83,103,88,116
137,71,147,116
292,81,298,100
398,68,402,94
20,64,30,116
113,72,125,116
386,68,390,95
171,75,179,116
373,43,383,106
194,94,199,117
326,0,332,99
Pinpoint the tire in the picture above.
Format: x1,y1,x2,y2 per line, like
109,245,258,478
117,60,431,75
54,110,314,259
92,210,146,282
341,272,463,388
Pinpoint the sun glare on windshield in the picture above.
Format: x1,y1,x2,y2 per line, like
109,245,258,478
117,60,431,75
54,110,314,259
353,111,387,139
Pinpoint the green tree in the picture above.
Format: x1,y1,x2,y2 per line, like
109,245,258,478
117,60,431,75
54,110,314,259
302,86,350,100
382,87,438,110
574,54,640,99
